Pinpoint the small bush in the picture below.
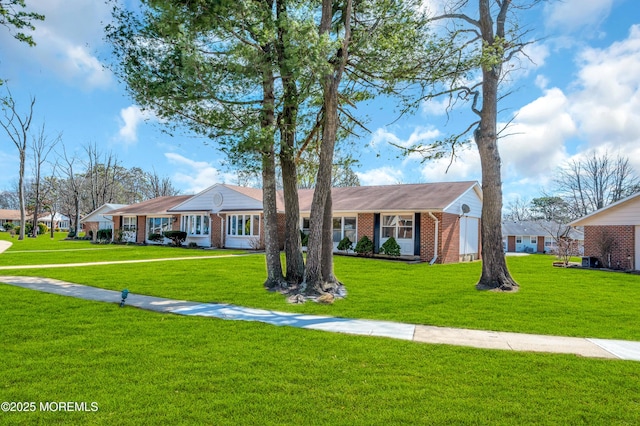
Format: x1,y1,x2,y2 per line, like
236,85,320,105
4,222,14,230
148,233,164,243
97,228,112,241
354,235,374,257
67,230,76,239
38,223,48,235
163,230,187,246
337,237,353,253
187,242,199,248
380,237,401,256
300,230,309,247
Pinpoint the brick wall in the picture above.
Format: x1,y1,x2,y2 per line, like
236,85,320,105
440,213,461,264
136,216,146,243
584,225,635,269
418,213,459,264
210,213,225,248
357,213,374,241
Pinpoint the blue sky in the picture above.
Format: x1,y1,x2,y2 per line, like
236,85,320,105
1,0,639,204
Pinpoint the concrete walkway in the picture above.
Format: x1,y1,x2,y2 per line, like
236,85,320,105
0,240,12,254
2,275,640,362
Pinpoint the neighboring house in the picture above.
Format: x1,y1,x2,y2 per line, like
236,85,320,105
81,204,128,241
38,213,71,231
569,191,640,270
0,209,21,228
502,220,584,254
107,181,483,264
108,196,192,244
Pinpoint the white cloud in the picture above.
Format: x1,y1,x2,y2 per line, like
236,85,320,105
165,153,233,194
421,97,451,116
117,106,155,144
1,0,113,89
420,145,481,182
356,167,404,186
499,87,576,184
370,126,441,149
567,24,640,170
544,0,614,34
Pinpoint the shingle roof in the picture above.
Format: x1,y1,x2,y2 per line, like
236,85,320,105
0,209,22,220
107,196,192,216
297,181,478,212
502,220,584,240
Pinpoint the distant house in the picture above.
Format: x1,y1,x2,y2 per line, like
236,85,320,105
0,209,21,228
80,204,128,241
502,220,584,254
106,181,483,264
570,191,640,270
38,213,71,231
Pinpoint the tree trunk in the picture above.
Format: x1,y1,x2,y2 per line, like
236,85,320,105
305,77,341,295
276,0,304,286
475,0,518,291
262,150,286,289
304,0,351,296
18,150,25,240
260,36,286,290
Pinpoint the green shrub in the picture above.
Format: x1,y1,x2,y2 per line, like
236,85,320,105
337,236,353,253
187,242,199,248
148,233,164,243
354,235,374,257
38,223,48,235
380,237,401,256
300,230,309,247
97,228,112,241
67,230,76,239
163,230,187,246
3,222,14,230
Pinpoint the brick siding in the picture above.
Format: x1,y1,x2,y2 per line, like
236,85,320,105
584,225,635,270
357,213,374,241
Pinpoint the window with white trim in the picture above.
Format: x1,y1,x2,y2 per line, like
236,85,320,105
530,236,537,244
122,216,136,232
147,217,171,238
516,236,522,244
227,214,260,237
332,217,357,243
181,214,210,236
382,215,413,239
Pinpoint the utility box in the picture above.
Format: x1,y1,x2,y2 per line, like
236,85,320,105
582,256,600,268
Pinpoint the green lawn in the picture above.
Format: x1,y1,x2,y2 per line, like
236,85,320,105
1,233,640,424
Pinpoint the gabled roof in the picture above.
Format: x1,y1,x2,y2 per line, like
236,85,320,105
0,209,21,220
502,220,584,240
168,183,270,212
569,191,640,226
108,196,192,216
297,181,480,213
81,203,128,223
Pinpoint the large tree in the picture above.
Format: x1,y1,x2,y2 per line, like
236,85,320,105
555,151,639,218
29,122,60,237
0,88,35,240
403,0,544,291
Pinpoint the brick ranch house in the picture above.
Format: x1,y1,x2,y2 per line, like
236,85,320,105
569,191,640,270
93,181,483,264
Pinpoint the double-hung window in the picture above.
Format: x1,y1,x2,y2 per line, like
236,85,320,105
382,215,413,239
332,217,357,243
122,216,136,232
181,214,210,236
227,214,260,237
